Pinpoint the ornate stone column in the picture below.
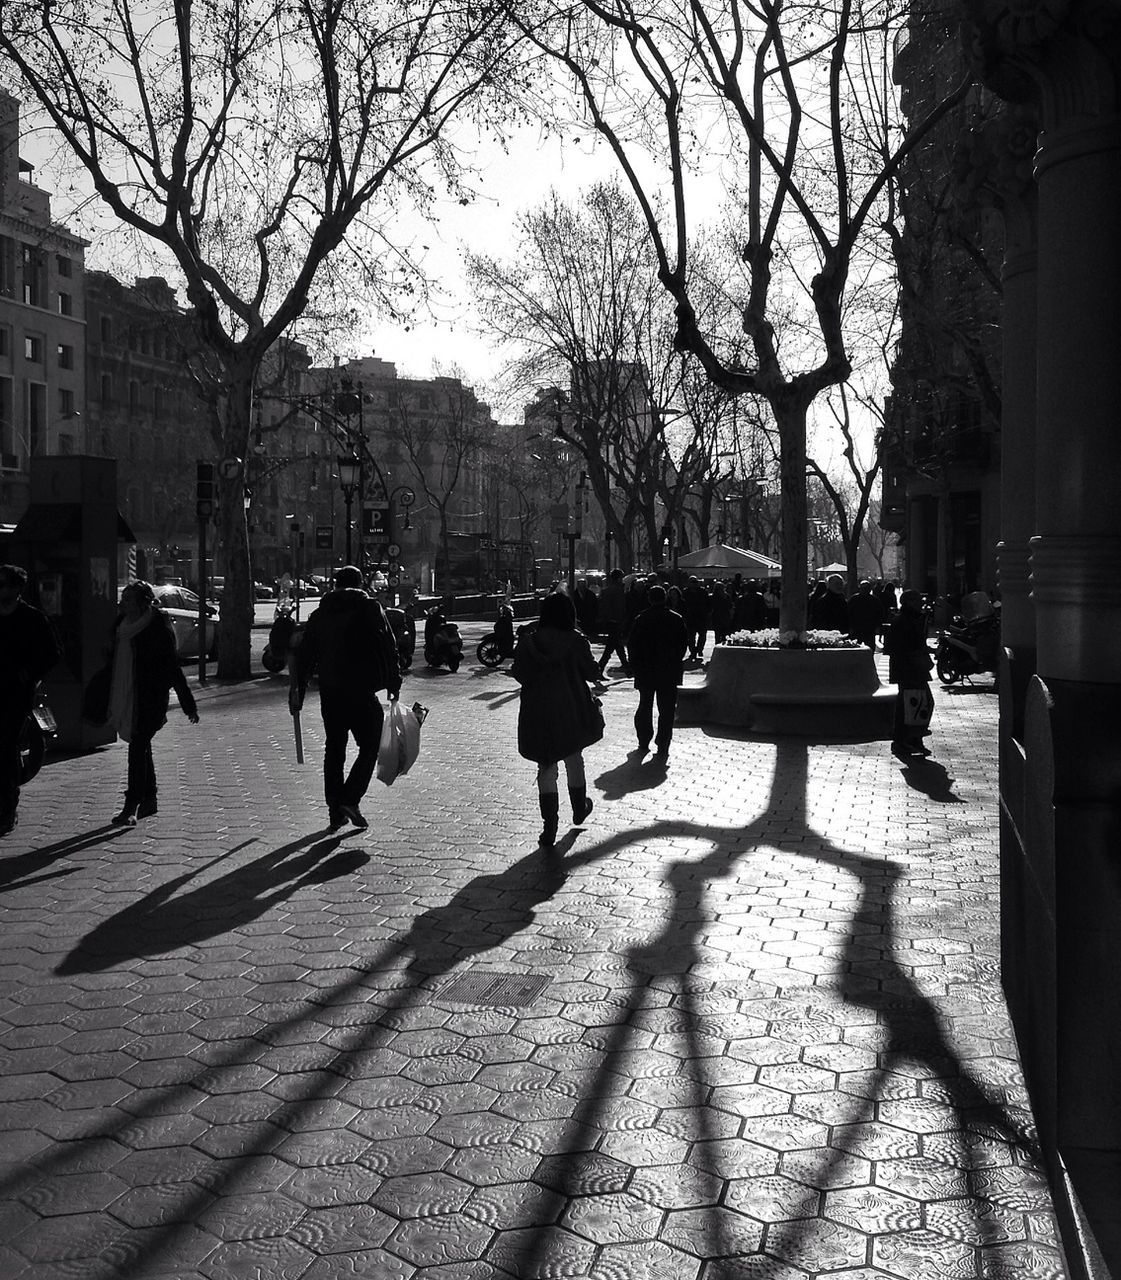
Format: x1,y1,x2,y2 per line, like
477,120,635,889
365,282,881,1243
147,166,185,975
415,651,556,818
966,0,1121,1270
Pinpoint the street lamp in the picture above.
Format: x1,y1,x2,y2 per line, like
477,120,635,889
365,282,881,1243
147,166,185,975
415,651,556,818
338,454,361,563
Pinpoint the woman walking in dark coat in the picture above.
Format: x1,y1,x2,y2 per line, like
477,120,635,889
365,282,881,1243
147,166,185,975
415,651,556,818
104,581,199,826
512,592,604,848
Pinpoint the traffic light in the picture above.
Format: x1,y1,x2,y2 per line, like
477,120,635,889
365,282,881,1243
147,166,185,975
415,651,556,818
196,462,215,520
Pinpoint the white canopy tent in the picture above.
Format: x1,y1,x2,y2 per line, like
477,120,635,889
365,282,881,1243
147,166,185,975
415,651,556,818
676,544,782,577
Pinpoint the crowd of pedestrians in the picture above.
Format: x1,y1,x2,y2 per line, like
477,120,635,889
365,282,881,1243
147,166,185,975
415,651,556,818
1,557,938,846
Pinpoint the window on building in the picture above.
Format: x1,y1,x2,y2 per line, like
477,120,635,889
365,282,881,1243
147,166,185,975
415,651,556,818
153,385,163,417
0,327,8,358
0,237,14,298
59,387,75,418
0,376,13,458
129,380,140,411
57,292,72,317
21,244,46,307
100,315,112,343
57,343,73,370
26,382,46,455
101,373,112,405
56,255,72,278
24,335,43,363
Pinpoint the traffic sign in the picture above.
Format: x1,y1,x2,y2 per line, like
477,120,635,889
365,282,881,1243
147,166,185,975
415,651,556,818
218,456,241,480
387,542,401,558
315,525,334,550
362,502,389,537
388,575,400,587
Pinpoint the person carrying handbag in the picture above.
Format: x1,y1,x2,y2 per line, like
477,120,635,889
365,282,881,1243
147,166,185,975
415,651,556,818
291,565,402,832
512,592,604,849
885,588,935,758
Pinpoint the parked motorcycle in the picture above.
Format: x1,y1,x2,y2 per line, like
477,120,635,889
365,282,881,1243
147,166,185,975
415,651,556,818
385,606,418,674
476,604,520,668
423,608,464,672
935,599,1000,684
262,603,302,674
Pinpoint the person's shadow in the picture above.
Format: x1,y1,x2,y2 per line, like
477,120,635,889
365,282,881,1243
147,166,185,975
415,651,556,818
55,831,353,974
898,756,963,802
594,750,669,799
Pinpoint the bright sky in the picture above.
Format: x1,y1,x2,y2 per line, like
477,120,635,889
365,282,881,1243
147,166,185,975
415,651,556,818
353,126,620,398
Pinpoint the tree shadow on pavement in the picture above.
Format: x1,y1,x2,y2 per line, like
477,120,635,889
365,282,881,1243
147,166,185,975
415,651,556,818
514,737,1041,1277
55,831,348,973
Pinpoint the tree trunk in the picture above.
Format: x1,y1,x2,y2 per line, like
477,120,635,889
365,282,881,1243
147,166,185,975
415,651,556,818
215,370,256,680
776,401,810,635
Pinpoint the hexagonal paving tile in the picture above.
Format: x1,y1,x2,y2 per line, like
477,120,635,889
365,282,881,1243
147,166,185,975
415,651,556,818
662,1205,765,1258
386,1211,495,1265
561,1190,663,1244
823,1185,924,1234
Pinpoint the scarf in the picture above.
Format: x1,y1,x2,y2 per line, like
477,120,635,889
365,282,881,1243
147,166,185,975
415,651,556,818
108,610,154,742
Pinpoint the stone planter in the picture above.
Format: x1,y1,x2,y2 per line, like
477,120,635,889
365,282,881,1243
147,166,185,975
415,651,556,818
677,644,895,738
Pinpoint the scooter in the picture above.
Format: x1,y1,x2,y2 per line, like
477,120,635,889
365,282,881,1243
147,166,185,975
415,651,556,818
935,610,1000,684
476,604,519,668
262,602,302,674
385,605,418,674
423,608,464,672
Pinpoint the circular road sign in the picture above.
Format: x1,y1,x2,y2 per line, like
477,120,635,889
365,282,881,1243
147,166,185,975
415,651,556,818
387,543,401,558
388,575,400,587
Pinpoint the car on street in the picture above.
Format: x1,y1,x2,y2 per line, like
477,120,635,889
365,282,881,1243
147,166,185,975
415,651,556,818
150,584,218,660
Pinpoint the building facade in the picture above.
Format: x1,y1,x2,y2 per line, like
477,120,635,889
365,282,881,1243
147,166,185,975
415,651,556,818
0,91,87,531
882,13,1004,606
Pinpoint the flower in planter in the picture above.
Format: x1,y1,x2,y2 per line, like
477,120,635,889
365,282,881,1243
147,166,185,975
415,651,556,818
725,628,863,650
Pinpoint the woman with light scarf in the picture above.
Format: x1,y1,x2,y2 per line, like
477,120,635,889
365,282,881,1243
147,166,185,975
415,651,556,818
107,581,199,826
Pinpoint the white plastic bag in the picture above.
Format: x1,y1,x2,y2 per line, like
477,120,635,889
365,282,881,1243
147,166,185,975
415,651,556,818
376,700,423,785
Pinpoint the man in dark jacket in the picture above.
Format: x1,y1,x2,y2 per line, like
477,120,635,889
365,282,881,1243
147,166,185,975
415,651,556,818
596,568,629,676
292,565,402,831
627,585,688,759
847,580,886,649
0,565,60,836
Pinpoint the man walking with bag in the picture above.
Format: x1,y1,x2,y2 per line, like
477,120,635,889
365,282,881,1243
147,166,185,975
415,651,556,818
291,566,402,831
627,584,688,760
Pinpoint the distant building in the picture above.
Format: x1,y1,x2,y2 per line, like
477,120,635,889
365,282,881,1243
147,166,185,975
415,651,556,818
883,11,1003,604
83,271,213,581
0,91,88,529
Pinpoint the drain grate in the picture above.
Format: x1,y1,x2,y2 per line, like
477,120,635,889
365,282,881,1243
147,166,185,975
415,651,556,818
435,971,550,1008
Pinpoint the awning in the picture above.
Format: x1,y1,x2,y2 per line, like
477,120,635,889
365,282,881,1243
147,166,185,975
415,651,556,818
677,543,782,576
13,504,137,543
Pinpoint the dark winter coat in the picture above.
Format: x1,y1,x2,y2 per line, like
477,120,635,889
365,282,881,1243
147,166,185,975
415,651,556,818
627,603,689,691
512,626,603,764
847,591,886,647
296,588,402,698
810,588,849,633
884,607,931,685
0,600,59,721
89,610,196,740
732,589,767,631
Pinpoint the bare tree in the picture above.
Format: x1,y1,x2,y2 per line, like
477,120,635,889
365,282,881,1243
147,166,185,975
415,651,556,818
470,181,771,568
0,0,526,674
517,0,971,633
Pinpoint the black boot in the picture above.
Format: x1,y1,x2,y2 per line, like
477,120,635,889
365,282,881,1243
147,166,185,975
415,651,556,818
569,787,594,824
538,792,560,848
111,797,139,827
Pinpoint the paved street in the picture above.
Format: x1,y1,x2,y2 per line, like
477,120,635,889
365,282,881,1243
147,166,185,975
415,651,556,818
0,629,1066,1279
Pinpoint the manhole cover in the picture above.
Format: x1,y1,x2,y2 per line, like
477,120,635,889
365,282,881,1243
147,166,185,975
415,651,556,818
436,971,550,1007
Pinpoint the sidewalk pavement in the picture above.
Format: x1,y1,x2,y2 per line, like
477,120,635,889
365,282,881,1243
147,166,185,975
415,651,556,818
0,653,1066,1279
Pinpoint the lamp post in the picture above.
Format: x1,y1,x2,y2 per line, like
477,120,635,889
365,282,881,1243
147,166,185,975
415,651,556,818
338,454,360,563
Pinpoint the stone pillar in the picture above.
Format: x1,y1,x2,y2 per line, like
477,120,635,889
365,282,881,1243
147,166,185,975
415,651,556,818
965,1,1121,1271
959,105,1042,1099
